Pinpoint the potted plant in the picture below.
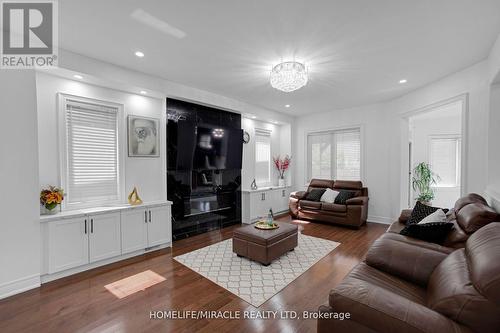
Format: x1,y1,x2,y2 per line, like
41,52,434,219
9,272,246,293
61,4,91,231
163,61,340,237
411,162,439,204
273,155,291,187
40,186,64,215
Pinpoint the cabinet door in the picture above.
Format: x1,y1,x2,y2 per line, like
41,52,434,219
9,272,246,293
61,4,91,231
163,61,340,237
89,212,121,263
121,208,148,254
147,205,172,247
273,188,290,213
48,217,89,274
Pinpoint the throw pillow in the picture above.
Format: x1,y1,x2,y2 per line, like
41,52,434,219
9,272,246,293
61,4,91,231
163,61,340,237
418,209,447,224
400,222,454,244
305,188,326,201
320,188,340,203
407,201,449,225
334,190,357,204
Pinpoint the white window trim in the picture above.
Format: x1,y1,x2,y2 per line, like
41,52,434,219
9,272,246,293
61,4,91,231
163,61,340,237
304,125,365,186
58,93,126,210
428,134,461,188
254,127,272,187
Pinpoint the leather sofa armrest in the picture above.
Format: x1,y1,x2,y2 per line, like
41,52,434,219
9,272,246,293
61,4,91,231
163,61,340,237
365,233,449,286
398,209,413,223
290,191,307,200
345,196,368,205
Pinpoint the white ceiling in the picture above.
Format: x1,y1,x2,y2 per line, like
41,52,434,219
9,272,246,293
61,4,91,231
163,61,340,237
59,0,500,116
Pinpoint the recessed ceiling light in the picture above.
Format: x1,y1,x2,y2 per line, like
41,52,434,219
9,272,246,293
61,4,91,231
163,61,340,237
140,90,147,95
399,79,407,84
73,74,83,79
251,115,257,119
135,51,145,58
285,104,291,108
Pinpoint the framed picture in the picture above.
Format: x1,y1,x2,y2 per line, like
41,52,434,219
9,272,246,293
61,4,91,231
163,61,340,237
128,115,160,157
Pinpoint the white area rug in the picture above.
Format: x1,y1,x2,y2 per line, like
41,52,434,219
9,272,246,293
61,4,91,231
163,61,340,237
174,233,340,307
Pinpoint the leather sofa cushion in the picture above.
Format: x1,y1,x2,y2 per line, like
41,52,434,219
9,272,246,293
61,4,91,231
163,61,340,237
322,203,347,213
333,180,363,190
454,193,487,212
329,263,470,333
366,233,448,286
299,200,322,210
455,203,499,234
427,249,500,333
308,179,334,191
466,223,500,305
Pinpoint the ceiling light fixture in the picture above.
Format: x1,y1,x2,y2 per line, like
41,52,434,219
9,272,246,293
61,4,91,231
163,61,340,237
270,61,308,92
73,74,83,79
140,90,147,95
135,51,145,58
399,79,407,84
285,104,291,108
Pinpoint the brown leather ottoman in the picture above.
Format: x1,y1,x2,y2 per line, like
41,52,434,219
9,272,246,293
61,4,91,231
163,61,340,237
232,222,298,265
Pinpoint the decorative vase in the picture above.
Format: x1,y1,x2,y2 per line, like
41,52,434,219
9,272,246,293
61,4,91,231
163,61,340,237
278,177,285,187
41,204,59,215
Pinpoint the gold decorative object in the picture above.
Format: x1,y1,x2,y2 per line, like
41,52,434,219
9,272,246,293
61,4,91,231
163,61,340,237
255,221,279,230
128,187,143,205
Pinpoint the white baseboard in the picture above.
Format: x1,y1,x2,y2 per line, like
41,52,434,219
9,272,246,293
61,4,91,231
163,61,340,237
367,215,393,225
484,186,500,213
0,274,40,300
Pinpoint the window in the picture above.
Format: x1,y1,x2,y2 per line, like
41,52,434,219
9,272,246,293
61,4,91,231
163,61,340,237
255,129,272,186
430,136,461,187
307,128,361,181
60,95,122,208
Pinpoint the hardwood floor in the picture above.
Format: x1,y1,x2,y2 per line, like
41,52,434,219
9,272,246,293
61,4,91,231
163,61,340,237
0,217,387,333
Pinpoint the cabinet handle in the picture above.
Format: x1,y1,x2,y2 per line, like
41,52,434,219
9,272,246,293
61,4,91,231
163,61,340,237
282,190,285,197
149,210,151,223
145,210,148,223
84,219,87,234
91,219,94,233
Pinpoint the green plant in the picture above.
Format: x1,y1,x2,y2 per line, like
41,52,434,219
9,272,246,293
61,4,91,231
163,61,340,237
412,162,439,203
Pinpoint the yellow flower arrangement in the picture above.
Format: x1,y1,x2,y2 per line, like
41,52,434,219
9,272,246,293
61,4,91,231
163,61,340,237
40,186,64,211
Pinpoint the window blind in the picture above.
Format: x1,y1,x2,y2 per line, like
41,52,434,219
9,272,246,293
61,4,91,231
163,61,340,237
334,130,361,180
65,99,120,205
430,137,461,187
255,129,271,186
307,128,361,181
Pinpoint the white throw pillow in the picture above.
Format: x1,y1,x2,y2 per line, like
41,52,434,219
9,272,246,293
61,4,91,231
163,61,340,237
320,189,340,203
418,209,447,224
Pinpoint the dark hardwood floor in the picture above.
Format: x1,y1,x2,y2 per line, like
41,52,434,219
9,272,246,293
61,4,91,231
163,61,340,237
0,217,387,333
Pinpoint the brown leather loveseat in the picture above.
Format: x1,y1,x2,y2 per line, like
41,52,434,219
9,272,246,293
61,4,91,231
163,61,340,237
289,179,368,228
318,194,500,333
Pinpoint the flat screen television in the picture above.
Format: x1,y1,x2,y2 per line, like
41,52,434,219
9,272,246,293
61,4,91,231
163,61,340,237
193,125,243,170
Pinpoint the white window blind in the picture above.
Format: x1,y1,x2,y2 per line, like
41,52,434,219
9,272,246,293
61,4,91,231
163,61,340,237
335,130,361,180
64,98,120,206
430,137,461,187
307,128,361,181
255,129,271,186
308,133,332,180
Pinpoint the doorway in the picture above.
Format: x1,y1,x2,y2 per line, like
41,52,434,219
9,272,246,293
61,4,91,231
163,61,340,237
407,98,465,208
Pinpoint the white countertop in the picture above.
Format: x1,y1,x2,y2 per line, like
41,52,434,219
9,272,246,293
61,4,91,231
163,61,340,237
241,185,292,193
40,200,172,222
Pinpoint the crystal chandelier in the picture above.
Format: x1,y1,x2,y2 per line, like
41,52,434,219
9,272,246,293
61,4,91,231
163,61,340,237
270,61,308,92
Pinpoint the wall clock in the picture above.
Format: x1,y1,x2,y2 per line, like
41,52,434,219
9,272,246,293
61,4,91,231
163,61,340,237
243,131,250,144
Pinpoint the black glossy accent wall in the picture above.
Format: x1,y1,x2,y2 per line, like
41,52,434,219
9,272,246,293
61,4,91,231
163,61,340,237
167,98,242,240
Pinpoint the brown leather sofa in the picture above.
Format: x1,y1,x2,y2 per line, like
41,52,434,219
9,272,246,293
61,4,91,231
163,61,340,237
289,179,369,228
318,194,500,333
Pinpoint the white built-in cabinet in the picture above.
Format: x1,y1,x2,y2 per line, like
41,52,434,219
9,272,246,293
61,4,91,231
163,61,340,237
42,202,172,281
242,186,292,224
121,205,172,253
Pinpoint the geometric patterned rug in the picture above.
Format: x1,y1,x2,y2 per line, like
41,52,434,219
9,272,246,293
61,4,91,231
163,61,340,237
174,233,340,307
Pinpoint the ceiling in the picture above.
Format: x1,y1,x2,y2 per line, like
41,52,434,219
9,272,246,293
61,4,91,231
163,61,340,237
59,0,500,116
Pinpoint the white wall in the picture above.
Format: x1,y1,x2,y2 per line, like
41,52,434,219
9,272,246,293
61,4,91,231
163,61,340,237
36,73,166,203
0,71,41,298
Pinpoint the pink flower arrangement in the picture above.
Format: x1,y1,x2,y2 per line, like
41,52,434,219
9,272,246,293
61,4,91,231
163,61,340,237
273,155,291,179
